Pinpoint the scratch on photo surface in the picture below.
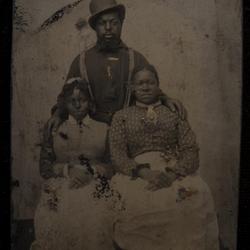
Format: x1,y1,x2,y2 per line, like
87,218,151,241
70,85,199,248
39,0,84,32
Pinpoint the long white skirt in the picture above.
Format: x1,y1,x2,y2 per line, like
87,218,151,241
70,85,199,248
111,152,219,250
32,177,117,250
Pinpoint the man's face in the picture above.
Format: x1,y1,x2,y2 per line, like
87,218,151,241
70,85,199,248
133,70,160,105
95,11,122,49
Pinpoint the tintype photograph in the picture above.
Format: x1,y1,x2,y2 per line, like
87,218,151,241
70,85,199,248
11,1,241,250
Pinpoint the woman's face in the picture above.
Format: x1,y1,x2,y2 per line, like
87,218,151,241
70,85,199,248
133,70,160,105
66,88,89,121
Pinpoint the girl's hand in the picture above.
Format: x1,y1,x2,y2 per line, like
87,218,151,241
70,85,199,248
94,163,114,179
68,165,92,189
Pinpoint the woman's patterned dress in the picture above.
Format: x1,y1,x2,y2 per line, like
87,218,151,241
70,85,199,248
109,102,219,250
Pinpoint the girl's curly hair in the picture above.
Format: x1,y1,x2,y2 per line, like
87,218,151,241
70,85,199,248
57,79,91,111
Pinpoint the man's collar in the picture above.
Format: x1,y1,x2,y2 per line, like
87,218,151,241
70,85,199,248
67,114,92,127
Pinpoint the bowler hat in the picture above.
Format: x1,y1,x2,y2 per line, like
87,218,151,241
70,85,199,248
88,0,126,29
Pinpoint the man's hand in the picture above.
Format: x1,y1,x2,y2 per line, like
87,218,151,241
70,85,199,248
68,165,92,189
44,114,63,141
138,168,176,191
162,96,187,120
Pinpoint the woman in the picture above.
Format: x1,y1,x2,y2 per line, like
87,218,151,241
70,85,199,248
31,81,116,250
109,65,219,250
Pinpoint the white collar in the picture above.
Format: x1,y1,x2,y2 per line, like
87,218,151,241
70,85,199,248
136,100,162,109
67,114,92,127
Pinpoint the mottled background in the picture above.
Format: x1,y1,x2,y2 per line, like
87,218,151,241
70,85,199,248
11,0,241,249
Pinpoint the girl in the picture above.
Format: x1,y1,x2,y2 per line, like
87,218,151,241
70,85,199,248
32,81,116,250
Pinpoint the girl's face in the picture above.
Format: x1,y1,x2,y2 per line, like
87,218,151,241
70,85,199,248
66,88,89,122
133,70,160,105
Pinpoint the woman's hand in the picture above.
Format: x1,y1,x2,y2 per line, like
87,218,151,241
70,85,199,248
138,168,176,191
68,165,92,189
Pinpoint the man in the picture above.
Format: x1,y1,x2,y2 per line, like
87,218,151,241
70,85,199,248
47,0,186,134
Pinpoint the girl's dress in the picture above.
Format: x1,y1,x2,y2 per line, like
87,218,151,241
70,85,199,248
32,115,116,250
109,102,219,250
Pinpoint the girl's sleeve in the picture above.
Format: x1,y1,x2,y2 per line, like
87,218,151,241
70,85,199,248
39,127,64,179
109,112,138,176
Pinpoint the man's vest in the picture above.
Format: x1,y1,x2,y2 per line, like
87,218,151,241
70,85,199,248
79,48,135,109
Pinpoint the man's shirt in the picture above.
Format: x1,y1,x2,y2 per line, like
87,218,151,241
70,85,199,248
63,41,149,123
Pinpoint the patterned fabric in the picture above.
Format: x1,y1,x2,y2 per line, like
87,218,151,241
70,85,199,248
109,104,199,176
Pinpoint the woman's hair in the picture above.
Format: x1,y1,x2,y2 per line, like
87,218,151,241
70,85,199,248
131,64,160,84
58,80,90,110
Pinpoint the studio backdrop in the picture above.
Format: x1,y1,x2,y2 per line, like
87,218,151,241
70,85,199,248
12,1,241,249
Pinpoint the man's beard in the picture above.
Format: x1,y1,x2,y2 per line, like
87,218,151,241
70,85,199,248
97,37,122,51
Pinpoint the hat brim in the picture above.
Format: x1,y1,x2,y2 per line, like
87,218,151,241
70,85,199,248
88,4,125,30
